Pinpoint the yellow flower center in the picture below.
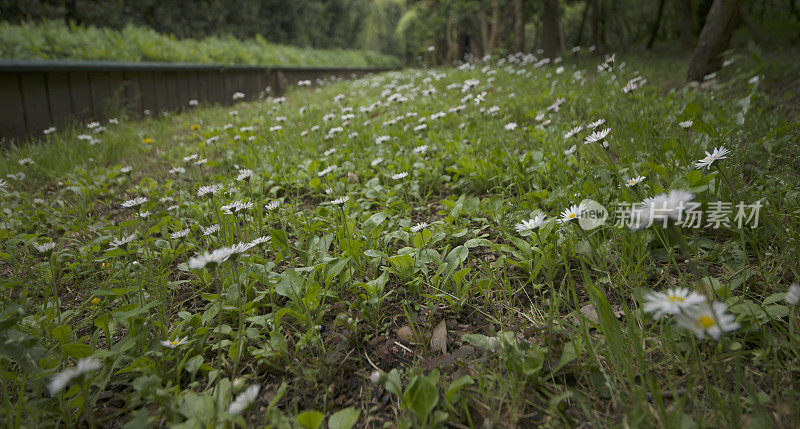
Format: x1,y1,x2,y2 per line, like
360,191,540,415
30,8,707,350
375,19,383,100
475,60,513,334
91,297,100,305
668,296,684,302
568,213,576,219
171,340,179,346
143,138,154,144
696,315,715,329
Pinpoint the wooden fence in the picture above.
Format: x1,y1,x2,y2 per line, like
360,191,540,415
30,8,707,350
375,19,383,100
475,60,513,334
0,60,394,141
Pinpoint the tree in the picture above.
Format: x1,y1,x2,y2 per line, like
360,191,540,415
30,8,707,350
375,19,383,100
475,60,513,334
541,0,561,57
687,0,743,81
513,0,525,52
646,0,667,49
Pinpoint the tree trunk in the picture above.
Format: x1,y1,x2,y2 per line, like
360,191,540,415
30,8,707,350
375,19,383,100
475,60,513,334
647,0,667,49
591,0,600,48
477,11,490,57
677,0,695,48
575,0,590,46
612,0,629,51
513,0,525,53
446,15,460,63
488,0,502,55
687,0,744,81
739,4,766,43
541,0,561,58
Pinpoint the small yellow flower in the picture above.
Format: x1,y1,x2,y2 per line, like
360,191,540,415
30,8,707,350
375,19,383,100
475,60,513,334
91,297,101,305
101,262,110,270
191,124,201,131
143,138,154,145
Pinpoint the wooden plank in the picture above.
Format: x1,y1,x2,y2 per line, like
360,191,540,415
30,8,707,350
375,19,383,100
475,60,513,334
88,71,111,119
187,71,199,106
123,70,143,118
165,71,181,111
45,72,73,128
153,71,168,115
19,72,52,134
0,72,27,140
177,71,190,111
138,71,157,116
197,71,209,105
68,71,93,122
106,71,127,119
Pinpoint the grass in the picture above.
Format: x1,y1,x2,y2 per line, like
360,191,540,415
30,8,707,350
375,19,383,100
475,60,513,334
0,20,401,68
1,46,799,427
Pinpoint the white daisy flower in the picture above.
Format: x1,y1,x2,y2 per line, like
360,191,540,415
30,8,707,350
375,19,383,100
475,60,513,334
137,211,151,219
630,189,695,229
375,135,391,144
505,122,518,131
232,92,245,100
18,158,34,166
228,384,260,415
265,200,281,211
34,242,56,253
171,229,191,239
188,246,238,269
694,146,731,169
189,99,199,106
679,120,693,128
221,200,254,215
249,236,271,247
160,336,189,348
0,179,8,193
564,125,584,139
515,213,548,232
318,165,337,177
559,204,584,224
236,169,254,182
785,283,800,306
183,154,199,163
48,358,102,396
413,145,428,154
587,119,605,129
391,172,409,180
371,158,384,167
169,167,185,175
624,176,646,187
43,127,57,135
584,128,611,144
643,288,707,319
675,301,739,340
331,196,350,205
564,145,577,155
121,197,148,208
197,185,221,197
410,222,428,233
202,224,221,236
120,166,133,174
413,123,428,131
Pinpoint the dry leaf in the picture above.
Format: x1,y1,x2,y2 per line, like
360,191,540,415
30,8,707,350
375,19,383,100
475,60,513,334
580,304,599,325
431,319,447,354
397,326,415,344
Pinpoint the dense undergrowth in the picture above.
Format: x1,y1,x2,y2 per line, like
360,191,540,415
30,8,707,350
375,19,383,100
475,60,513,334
0,47,799,427
0,20,401,68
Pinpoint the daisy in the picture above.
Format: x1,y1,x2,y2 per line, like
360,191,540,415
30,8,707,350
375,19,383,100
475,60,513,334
229,385,260,415
221,200,253,215
505,122,518,131
785,283,800,306
515,213,548,232
413,145,428,154
169,167,185,175
371,158,383,167
564,145,577,155
624,176,646,187
236,169,254,182
121,197,147,208
375,135,391,144
675,301,739,340
0,179,8,193
160,336,189,348
324,148,337,156
413,123,428,131
643,288,706,319
318,165,337,177
694,146,731,169
584,128,611,144
265,200,281,211
410,222,428,233
188,246,238,270
631,189,695,229
137,211,151,219
183,154,199,163
587,119,605,129
34,242,56,253
44,127,57,135
197,185,221,197
48,358,102,396
18,158,34,166
564,125,583,139
679,120,693,128
202,224,221,236
248,236,271,247
110,234,137,248
559,204,583,224
332,196,350,205
120,166,133,174
391,172,409,180
170,229,191,239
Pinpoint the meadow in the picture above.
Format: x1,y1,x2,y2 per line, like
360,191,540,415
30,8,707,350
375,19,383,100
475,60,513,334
0,47,799,427
0,20,400,68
